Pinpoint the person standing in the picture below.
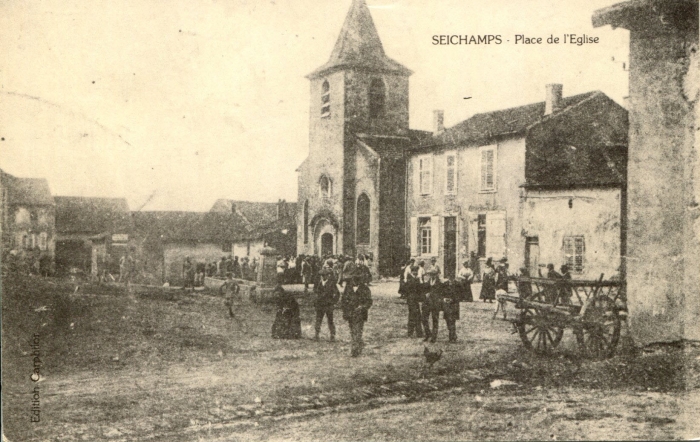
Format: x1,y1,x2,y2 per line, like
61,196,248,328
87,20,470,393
301,257,313,292
341,256,356,287
422,269,443,343
341,270,373,357
479,258,496,302
495,258,510,292
428,257,441,279
313,267,340,341
399,258,415,299
457,260,474,302
442,279,461,342
271,284,302,339
405,266,426,338
182,256,195,292
417,260,426,283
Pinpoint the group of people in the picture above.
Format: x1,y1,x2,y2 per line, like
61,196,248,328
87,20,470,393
276,254,374,290
181,255,259,290
271,264,373,357
398,257,475,343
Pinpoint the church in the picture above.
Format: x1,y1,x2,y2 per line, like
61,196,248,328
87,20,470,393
296,0,430,276
297,0,628,279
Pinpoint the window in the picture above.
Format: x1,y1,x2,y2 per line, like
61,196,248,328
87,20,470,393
303,200,309,244
563,236,585,274
21,234,29,249
369,78,385,119
39,232,48,251
30,210,38,223
319,175,332,198
418,156,433,195
445,153,456,194
321,80,330,118
356,194,370,245
480,146,496,191
420,218,432,254
477,214,486,258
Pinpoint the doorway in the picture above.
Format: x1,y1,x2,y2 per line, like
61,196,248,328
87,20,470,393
321,233,334,257
444,216,457,280
525,237,540,277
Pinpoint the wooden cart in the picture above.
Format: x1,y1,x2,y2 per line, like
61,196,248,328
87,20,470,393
495,276,626,359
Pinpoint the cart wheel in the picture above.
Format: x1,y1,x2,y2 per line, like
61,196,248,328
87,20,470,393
575,295,621,359
517,308,564,354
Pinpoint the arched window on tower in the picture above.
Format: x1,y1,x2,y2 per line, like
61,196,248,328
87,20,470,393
369,78,385,119
321,80,331,118
319,175,332,198
356,193,370,245
303,200,309,244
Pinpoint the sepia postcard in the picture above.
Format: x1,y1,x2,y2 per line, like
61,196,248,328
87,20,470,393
1,0,698,440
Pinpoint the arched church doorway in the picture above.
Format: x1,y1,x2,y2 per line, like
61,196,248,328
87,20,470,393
314,218,336,257
321,233,333,257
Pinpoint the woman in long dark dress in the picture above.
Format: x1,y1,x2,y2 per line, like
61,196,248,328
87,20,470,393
271,285,302,339
479,258,496,302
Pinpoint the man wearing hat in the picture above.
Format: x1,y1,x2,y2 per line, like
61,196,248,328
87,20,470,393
404,265,427,338
313,267,340,341
422,268,443,343
340,268,373,356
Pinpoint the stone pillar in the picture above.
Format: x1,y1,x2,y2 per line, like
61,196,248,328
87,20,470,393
257,246,279,286
593,1,699,345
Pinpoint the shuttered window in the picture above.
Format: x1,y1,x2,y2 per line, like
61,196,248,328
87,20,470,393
445,154,456,194
419,156,433,195
420,218,432,254
480,146,496,191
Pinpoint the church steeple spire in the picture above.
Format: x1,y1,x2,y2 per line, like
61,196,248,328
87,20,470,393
307,0,412,79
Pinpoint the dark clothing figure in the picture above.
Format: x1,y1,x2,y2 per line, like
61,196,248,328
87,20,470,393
441,280,461,342
404,272,426,338
271,286,301,339
182,258,195,291
302,260,312,291
480,265,496,302
341,281,372,357
313,272,340,340
422,278,443,343
495,266,509,292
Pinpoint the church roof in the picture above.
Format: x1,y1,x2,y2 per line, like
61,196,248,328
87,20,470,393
307,0,412,79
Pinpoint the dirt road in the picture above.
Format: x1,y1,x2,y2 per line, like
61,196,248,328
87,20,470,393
3,276,698,441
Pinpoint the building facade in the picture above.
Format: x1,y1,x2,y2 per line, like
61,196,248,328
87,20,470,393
0,169,55,272
406,87,628,280
54,196,132,276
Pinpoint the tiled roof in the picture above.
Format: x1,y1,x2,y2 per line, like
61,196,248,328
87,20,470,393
131,211,247,243
55,196,131,234
414,91,599,150
592,0,698,30
210,200,296,227
307,0,411,79
1,170,54,206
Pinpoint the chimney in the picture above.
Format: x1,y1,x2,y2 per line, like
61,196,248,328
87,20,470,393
544,84,563,115
433,110,445,135
230,202,236,214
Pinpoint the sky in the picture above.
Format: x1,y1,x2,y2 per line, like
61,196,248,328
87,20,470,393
0,0,629,211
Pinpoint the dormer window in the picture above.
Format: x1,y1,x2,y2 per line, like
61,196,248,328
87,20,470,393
369,78,385,119
319,175,332,198
321,80,331,118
